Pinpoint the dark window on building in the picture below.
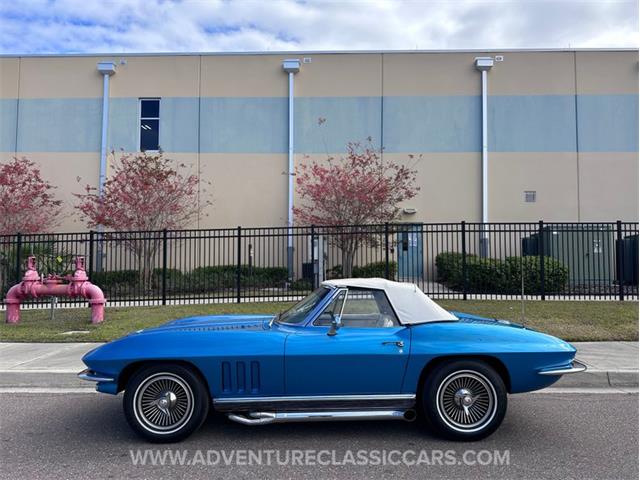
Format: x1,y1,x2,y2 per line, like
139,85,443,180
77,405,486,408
140,98,160,151
524,190,537,203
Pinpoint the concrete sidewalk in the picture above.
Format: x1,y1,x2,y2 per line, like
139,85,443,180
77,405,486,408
0,341,637,390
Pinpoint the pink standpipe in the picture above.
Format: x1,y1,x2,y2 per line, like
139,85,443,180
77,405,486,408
5,256,106,324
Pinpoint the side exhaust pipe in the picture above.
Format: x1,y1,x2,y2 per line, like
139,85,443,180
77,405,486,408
403,409,417,422
228,409,415,426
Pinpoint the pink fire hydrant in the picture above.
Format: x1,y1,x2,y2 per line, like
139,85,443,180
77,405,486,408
5,256,106,324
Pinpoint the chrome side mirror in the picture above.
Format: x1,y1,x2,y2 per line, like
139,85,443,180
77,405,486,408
327,315,342,336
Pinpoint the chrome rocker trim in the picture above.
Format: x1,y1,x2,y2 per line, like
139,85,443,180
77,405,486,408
538,360,587,376
227,409,417,425
214,393,415,405
78,368,115,383
214,393,416,412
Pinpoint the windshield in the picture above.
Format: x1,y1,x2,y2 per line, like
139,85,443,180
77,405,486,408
277,287,332,325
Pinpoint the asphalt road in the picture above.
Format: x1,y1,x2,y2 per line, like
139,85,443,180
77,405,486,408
0,391,637,480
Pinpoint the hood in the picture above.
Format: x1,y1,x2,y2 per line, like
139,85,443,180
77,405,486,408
140,314,274,334
450,311,526,329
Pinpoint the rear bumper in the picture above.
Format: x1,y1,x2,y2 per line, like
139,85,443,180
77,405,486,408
538,359,587,376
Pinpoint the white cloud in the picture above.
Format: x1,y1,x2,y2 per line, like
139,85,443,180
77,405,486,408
0,0,637,54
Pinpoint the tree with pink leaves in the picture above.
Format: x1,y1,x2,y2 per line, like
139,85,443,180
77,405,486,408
75,151,209,290
293,138,419,277
0,157,62,235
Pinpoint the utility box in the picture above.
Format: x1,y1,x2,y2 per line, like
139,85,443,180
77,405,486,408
303,234,327,286
522,225,615,286
622,234,638,286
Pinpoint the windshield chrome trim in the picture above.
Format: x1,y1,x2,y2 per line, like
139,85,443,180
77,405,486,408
275,285,336,326
306,287,348,327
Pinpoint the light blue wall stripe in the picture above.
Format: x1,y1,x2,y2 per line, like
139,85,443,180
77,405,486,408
17,98,101,152
577,94,639,152
160,97,200,153
200,97,287,153
0,99,17,152
383,96,481,152
295,97,382,152
489,95,577,152
2,95,637,153
108,98,137,152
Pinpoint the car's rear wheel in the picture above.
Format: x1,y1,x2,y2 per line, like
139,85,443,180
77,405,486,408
421,360,507,441
124,364,209,443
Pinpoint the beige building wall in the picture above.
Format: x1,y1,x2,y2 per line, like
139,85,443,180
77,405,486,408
0,50,637,235
488,153,580,222
0,151,99,232
578,153,638,222
0,57,20,98
575,50,639,222
199,153,288,229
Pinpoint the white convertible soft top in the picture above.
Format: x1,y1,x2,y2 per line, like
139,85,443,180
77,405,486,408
321,278,458,325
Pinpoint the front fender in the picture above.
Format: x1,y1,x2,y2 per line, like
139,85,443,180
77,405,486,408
81,328,287,397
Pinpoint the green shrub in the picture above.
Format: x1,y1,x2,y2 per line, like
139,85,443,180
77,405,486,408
466,257,505,292
290,279,312,291
152,268,184,293
435,252,465,287
91,269,185,294
89,265,289,295
187,265,288,292
327,264,344,279
352,260,398,279
502,256,569,294
435,252,568,294
91,270,139,295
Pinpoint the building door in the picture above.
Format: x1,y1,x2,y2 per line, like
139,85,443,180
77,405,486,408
397,224,423,280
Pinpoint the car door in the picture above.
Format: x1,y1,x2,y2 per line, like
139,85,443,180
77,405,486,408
284,288,411,395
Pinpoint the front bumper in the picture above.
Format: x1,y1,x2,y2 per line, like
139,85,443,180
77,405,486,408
538,359,587,376
78,368,115,383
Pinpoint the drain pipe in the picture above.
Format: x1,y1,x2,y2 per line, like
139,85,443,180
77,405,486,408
96,62,116,271
282,59,301,282
474,57,494,258
97,62,116,195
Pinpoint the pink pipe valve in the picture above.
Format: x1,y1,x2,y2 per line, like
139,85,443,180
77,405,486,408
5,256,107,324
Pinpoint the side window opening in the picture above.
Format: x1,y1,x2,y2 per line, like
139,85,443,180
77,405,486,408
314,290,346,326
314,288,399,328
140,98,160,151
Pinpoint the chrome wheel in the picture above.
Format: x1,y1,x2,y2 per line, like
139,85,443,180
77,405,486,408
133,373,194,435
435,370,497,433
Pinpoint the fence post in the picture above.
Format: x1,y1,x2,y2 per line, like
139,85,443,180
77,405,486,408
161,229,168,305
310,225,316,289
384,223,390,280
236,226,242,303
616,220,624,302
88,230,95,280
15,232,22,284
538,220,545,301
461,221,468,300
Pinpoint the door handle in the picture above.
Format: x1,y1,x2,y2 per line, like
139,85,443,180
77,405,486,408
382,341,404,348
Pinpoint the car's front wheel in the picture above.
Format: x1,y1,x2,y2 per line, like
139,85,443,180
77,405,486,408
422,359,507,441
123,364,209,443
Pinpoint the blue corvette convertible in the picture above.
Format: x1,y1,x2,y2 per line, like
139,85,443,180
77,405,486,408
79,278,585,442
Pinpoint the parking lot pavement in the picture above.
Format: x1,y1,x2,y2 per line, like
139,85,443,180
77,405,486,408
0,391,637,480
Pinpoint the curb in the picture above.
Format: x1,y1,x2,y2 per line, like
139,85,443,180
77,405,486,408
554,370,638,389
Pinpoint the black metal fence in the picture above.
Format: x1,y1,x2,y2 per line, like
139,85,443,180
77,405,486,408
0,221,637,307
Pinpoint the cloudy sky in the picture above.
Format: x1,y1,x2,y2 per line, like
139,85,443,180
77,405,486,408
0,0,637,54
